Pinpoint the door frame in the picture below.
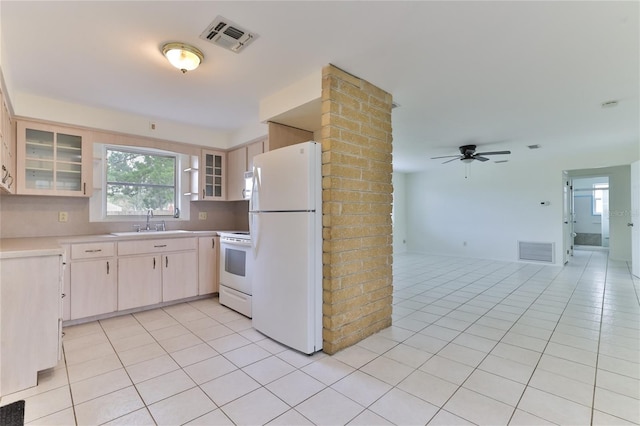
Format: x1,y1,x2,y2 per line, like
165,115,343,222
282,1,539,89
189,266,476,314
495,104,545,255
631,161,639,278
562,172,575,263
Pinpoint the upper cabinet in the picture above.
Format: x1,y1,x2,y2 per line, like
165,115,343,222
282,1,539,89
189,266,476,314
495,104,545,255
226,139,265,201
0,92,16,194
226,147,246,202
247,140,264,174
16,121,92,197
200,149,226,200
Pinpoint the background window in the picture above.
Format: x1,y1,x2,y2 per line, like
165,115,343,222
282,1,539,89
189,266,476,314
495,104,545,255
592,183,607,216
106,148,177,216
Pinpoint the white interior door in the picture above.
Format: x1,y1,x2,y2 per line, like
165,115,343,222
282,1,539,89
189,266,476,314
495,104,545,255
631,161,639,278
601,186,610,247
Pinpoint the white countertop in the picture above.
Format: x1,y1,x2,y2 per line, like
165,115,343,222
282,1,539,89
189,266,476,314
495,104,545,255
0,237,64,259
0,230,228,259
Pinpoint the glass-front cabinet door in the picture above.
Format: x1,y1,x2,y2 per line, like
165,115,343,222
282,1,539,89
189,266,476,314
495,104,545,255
200,149,225,200
17,121,92,196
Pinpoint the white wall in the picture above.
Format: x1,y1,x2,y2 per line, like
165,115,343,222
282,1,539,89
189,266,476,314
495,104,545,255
573,196,601,234
407,161,561,262
405,145,636,264
12,93,231,149
392,172,407,254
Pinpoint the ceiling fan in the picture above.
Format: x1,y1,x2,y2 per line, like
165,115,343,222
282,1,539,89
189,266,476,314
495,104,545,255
431,144,511,164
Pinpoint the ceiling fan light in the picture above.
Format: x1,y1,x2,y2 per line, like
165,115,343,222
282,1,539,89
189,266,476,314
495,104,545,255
162,43,204,73
461,158,474,164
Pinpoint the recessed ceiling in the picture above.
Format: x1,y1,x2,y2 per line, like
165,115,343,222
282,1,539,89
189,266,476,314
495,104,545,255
1,1,638,172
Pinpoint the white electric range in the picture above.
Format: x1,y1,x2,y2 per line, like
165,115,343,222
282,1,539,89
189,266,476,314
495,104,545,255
218,231,252,317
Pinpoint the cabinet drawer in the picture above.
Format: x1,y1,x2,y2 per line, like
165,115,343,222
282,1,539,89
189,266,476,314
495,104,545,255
117,237,197,256
71,242,115,260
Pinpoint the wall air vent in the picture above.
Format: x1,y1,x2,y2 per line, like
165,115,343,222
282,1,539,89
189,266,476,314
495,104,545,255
518,241,554,263
199,16,258,53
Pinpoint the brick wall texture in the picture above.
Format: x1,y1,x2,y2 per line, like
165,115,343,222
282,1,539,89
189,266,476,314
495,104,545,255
320,64,394,354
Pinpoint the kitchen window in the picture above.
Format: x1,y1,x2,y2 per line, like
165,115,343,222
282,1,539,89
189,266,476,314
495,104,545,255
89,143,191,222
105,147,177,217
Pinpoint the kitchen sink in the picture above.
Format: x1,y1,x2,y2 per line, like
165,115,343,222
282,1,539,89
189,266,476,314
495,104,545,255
111,230,192,237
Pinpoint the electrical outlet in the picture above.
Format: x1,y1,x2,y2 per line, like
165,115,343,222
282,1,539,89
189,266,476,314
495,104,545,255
58,211,68,222
149,121,156,131
198,212,207,220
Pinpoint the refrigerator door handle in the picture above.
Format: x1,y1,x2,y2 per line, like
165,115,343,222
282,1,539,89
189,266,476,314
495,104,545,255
249,166,260,212
249,212,259,257
249,212,254,251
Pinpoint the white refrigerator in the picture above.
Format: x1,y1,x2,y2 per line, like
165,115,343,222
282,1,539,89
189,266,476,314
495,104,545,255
249,141,322,354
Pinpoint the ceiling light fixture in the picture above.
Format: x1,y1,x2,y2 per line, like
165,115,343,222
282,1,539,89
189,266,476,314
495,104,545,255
162,43,204,73
461,158,474,164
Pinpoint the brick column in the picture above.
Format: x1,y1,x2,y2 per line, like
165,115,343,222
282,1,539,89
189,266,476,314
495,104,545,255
321,64,393,354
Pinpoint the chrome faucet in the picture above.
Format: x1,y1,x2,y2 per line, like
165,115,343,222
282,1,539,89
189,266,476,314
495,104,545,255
146,209,153,230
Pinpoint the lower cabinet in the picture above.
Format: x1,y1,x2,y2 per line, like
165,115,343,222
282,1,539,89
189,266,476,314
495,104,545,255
117,237,198,310
162,251,197,301
117,255,162,310
198,236,219,295
65,235,207,320
0,253,62,396
68,241,117,320
70,259,117,319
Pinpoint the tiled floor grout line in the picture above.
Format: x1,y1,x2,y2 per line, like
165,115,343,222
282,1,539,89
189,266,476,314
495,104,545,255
131,304,234,424
396,250,632,421
60,344,79,425
228,260,536,425
378,258,572,424
506,250,597,425
425,260,574,424
12,250,638,425
628,260,640,306
98,302,325,425
96,313,157,425
591,252,609,425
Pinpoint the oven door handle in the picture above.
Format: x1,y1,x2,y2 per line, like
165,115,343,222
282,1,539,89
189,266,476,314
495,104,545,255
221,239,252,247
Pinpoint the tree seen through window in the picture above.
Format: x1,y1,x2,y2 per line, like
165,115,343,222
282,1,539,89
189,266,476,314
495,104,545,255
106,148,177,216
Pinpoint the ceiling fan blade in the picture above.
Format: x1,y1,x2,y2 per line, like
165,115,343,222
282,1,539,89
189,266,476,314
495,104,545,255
474,156,490,162
442,157,460,164
431,155,461,159
475,150,511,156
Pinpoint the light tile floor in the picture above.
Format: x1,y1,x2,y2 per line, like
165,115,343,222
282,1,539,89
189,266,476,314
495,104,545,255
1,250,639,425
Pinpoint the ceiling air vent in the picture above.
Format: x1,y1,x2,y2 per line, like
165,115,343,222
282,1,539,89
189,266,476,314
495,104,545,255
527,144,541,150
199,16,258,53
